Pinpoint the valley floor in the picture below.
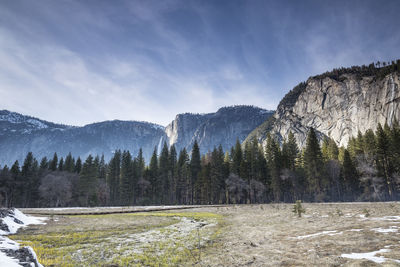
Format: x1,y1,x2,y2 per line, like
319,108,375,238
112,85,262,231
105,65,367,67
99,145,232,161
12,202,400,266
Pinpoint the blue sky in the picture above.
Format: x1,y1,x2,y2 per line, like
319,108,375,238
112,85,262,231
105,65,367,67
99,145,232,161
1,0,399,126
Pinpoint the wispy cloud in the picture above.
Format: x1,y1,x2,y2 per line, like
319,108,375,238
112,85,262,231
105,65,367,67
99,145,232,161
0,0,399,126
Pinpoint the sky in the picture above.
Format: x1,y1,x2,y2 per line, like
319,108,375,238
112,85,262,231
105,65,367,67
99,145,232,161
0,0,399,126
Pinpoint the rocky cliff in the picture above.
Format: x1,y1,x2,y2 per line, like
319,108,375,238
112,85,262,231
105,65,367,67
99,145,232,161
248,67,400,148
167,106,273,154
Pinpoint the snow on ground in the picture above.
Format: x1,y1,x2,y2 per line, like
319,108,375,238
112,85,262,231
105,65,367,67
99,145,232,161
372,216,400,221
341,248,400,264
0,208,47,267
295,230,342,239
371,226,398,233
0,209,46,235
0,250,21,267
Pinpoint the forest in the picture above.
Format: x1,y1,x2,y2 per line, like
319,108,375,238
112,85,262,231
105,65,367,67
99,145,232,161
0,122,400,208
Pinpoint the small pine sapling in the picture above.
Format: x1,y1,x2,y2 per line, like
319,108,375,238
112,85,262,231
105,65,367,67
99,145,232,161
293,200,306,217
362,208,370,217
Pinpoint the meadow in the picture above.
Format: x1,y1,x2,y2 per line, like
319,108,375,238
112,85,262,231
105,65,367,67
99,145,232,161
11,202,400,266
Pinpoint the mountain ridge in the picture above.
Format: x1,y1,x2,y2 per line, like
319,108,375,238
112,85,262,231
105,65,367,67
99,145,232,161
0,105,271,165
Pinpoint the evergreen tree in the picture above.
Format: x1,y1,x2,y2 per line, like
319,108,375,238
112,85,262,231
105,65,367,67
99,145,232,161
107,150,121,205
303,128,325,201
74,157,82,173
58,157,64,171
231,139,243,175
79,155,97,206
169,145,178,204
10,161,21,207
120,151,133,205
265,134,282,201
376,123,394,199
190,140,201,204
64,153,75,172
342,149,359,201
158,143,170,203
177,148,189,204
21,152,39,207
49,153,58,171
149,148,159,204
39,157,48,170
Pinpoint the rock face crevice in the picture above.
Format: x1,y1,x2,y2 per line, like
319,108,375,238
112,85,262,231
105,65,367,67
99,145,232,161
258,71,400,148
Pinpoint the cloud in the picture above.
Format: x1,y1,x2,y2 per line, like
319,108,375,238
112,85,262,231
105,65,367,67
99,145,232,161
0,0,399,126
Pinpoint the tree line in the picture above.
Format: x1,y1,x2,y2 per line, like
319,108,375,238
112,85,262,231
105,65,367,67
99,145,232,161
0,122,399,207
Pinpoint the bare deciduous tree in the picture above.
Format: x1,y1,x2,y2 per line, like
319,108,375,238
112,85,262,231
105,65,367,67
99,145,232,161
356,155,384,201
249,179,266,203
39,171,77,207
225,174,248,204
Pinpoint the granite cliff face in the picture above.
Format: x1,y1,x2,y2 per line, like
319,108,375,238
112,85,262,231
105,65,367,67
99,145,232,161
249,70,400,148
166,106,273,154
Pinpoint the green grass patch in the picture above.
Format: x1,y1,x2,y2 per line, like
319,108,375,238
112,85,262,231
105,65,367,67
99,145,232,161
10,211,223,266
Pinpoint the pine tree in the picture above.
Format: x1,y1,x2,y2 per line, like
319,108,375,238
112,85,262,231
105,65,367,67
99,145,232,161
149,148,159,204
232,139,242,175
376,123,394,199
10,161,21,207
303,128,325,200
190,140,201,204
210,145,226,204
58,157,64,171
282,132,299,170
107,150,121,205
21,152,39,207
39,157,48,170
135,149,146,203
49,153,58,171
158,143,170,204
177,148,189,204
120,151,133,205
265,134,282,201
169,145,178,204
79,155,97,206
342,149,359,201
74,157,82,173
64,153,75,172
98,155,106,180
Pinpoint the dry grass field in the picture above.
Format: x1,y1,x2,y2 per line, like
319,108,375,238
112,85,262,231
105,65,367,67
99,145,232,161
11,202,400,266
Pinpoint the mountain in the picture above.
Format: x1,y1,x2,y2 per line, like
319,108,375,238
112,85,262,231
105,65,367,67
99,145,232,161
166,106,273,154
0,110,166,165
247,63,400,148
0,106,272,165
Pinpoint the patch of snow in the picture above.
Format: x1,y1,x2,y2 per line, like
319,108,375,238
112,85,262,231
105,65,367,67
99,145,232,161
371,226,398,233
0,250,21,267
0,209,46,267
296,230,338,239
349,229,362,232
341,248,398,264
26,119,48,129
372,216,400,221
